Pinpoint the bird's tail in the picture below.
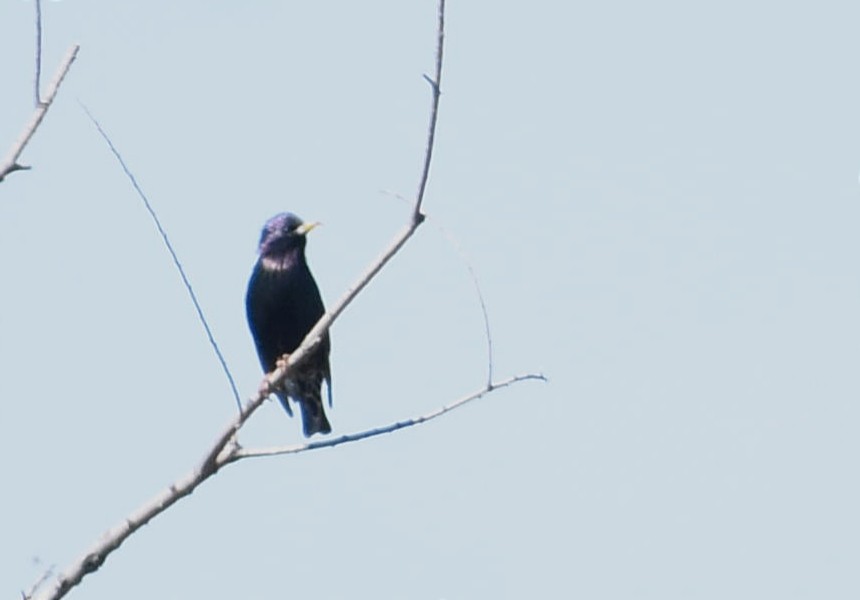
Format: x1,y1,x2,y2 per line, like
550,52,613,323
276,374,332,437
298,396,331,437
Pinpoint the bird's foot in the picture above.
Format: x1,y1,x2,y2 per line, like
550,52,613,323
259,354,291,399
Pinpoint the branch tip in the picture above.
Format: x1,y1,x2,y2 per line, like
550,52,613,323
422,73,439,92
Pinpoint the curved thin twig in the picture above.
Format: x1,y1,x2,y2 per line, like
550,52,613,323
382,193,495,387
432,219,494,386
79,103,243,412
228,374,546,461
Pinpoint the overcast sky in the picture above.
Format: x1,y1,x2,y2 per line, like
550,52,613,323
2,2,860,599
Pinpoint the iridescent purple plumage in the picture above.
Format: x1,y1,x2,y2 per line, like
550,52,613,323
246,212,332,437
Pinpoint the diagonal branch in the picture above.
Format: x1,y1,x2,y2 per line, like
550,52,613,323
31,2,448,599
0,44,79,183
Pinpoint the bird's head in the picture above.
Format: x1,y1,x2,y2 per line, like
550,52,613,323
257,212,320,259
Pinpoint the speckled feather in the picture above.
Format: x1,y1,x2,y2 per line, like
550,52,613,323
246,212,332,437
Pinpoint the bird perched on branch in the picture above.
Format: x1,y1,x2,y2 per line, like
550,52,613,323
246,212,332,437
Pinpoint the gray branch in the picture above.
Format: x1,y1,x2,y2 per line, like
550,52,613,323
229,374,547,461
0,44,79,183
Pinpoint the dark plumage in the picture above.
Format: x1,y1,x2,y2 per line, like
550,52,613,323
246,212,332,437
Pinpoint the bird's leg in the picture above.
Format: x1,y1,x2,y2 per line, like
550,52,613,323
259,353,292,398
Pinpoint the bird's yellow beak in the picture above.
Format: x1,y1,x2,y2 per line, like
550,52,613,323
296,221,321,235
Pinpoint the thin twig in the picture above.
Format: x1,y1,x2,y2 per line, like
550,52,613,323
413,0,445,218
79,103,243,413
31,4,449,599
382,190,495,386
229,374,546,461
34,0,43,106
431,217,494,386
0,44,78,182
22,564,54,600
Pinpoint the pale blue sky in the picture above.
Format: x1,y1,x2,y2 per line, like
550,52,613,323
2,1,860,599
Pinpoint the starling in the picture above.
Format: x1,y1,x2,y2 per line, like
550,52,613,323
246,212,332,437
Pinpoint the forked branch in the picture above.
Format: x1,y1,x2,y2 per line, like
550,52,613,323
0,44,79,182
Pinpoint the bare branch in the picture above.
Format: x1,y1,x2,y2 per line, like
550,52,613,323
414,0,445,217
34,0,43,106
0,44,79,182
229,374,547,461
31,3,449,598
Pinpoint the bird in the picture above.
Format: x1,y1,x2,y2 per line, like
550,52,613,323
246,212,332,437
